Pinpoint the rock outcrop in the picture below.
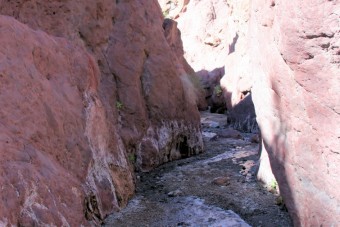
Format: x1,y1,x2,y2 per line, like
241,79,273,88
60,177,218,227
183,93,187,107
159,0,230,111
218,0,339,225
162,18,207,110
0,0,203,225
227,94,258,133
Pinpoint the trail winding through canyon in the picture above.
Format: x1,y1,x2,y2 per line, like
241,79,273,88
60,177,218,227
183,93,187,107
104,112,292,227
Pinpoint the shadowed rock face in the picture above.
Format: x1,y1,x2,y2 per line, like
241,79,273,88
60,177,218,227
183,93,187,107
0,0,203,225
250,0,340,225
218,0,339,225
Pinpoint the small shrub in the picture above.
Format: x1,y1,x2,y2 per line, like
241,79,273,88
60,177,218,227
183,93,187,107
270,179,278,191
116,101,123,110
128,154,136,163
162,9,170,18
214,85,223,97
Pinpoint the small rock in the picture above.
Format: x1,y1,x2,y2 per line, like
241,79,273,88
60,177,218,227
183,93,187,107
250,134,260,143
209,121,220,128
167,189,183,197
177,222,190,227
202,132,218,140
212,176,230,186
217,129,242,139
208,217,216,223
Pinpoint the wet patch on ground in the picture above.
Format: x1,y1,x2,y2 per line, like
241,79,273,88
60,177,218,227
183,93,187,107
104,112,292,227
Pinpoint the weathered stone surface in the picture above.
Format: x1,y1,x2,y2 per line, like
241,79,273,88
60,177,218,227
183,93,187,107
0,15,133,225
220,0,340,225
163,18,207,110
212,176,231,186
0,0,203,225
158,0,189,19
197,67,225,112
249,0,340,226
227,94,258,133
159,0,231,111
0,0,203,168
174,0,230,73
250,134,260,144
219,0,252,111
217,129,242,140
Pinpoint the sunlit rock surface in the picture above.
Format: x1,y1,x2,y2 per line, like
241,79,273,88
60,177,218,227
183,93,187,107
218,0,340,225
250,0,340,225
159,0,230,111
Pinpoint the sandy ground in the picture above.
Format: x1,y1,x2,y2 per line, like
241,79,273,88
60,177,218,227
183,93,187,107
104,112,292,227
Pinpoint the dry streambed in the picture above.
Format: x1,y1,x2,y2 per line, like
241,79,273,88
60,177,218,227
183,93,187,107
104,112,292,227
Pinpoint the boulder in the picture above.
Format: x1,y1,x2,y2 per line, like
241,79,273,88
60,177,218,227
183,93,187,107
195,67,225,112
217,129,242,140
227,94,258,133
212,176,231,186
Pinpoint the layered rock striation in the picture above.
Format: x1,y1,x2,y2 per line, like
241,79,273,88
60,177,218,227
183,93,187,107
0,1,203,225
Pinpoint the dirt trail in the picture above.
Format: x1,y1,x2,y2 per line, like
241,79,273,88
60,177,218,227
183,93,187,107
104,112,292,227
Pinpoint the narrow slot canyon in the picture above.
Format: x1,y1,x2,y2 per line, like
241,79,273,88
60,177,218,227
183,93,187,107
0,0,339,226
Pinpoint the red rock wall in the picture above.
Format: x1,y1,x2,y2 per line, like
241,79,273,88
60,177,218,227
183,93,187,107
0,0,203,225
219,0,339,225
0,15,120,225
250,0,340,226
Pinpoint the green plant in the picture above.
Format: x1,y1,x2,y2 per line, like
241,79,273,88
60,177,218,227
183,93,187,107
128,154,136,163
270,179,278,191
116,101,123,110
162,9,170,18
214,85,223,97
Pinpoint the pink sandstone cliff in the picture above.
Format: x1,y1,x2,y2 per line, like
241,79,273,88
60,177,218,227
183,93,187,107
218,0,339,225
250,0,340,225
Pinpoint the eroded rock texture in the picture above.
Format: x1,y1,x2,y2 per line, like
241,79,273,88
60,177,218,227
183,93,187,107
220,0,339,225
0,15,123,225
250,0,340,226
159,0,230,111
0,0,203,225
162,18,208,110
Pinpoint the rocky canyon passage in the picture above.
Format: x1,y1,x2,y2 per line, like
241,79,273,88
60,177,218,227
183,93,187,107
0,0,338,226
104,112,292,227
